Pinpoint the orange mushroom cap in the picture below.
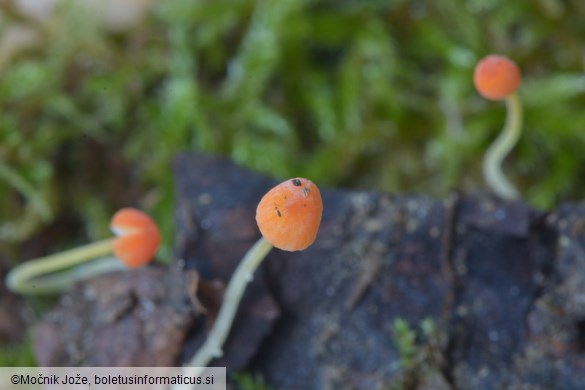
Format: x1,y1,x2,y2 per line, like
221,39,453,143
473,55,521,101
110,208,161,268
256,178,323,251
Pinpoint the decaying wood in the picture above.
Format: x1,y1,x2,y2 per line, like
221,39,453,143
0,262,28,344
35,266,196,366
34,153,585,389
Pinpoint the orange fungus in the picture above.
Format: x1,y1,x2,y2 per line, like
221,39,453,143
473,55,521,101
110,208,161,268
256,178,323,251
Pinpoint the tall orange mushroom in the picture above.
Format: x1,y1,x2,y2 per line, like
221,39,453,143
473,54,523,200
6,207,160,294
182,178,323,373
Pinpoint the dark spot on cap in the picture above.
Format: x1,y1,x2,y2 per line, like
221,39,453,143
277,209,282,217
292,179,302,186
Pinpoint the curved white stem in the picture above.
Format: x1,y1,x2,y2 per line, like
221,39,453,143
175,237,273,387
10,257,126,294
482,92,523,200
6,238,116,294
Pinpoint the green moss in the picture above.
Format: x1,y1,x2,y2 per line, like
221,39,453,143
389,317,444,389
1,1,584,254
0,334,37,367
231,372,273,390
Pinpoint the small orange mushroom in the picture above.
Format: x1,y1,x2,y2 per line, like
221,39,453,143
473,54,524,200
256,178,323,251
6,207,160,294
110,208,161,268
185,177,324,371
473,55,521,101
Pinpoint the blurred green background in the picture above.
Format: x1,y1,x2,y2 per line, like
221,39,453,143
1,0,584,366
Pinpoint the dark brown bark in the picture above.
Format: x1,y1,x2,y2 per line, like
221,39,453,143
35,153,585,389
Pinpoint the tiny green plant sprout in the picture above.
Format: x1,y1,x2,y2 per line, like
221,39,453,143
473,54,523,200
6,208,161,295
184,178,323,371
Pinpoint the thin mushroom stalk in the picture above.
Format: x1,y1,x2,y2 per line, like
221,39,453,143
176,178,322,389
482,92,523,200
6,238,119,294
177,237,274,382
6,208,160,295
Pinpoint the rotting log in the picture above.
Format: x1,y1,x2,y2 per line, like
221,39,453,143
35,266,195,367
35,153,585,389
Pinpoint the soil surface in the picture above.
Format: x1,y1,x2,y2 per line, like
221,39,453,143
34,153,585,389
0,262,28,345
